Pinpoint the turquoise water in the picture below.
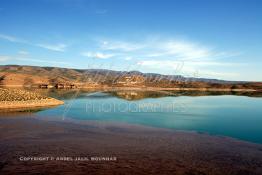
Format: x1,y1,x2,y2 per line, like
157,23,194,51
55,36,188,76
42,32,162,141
36,91,262,144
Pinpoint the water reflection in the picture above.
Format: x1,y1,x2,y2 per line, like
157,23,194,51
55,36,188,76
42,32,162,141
25,88,262,101
1,88,262,143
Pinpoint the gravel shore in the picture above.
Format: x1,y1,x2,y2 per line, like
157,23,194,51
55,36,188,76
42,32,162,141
0,88,64,110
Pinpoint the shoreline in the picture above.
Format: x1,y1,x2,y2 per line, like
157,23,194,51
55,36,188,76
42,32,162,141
0,99,64,110
0,85,260,92
81,86,259,92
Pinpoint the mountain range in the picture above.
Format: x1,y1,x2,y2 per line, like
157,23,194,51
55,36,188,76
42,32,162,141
0,65,261,91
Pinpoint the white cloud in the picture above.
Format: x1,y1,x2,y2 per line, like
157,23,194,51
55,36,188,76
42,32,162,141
17,58,69,65
125,56,133,61
97,38,238,62
0,54,69,65
86,37,241,79
0,33,243,80
137,60,184,70
81,52,114,59
158,41,211,60
137,60,234,70
0,34,28,43
100,40,144,51
0,33,68,52
37,43,67,52
142,40,238,61
137,60,238,79
18,50,29,55
196,70,238,78
0,55,10,62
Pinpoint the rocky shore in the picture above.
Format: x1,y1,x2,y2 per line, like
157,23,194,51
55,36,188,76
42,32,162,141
0,88,64,110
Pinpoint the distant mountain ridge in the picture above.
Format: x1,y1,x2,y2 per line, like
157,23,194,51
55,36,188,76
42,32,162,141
0,65,261,91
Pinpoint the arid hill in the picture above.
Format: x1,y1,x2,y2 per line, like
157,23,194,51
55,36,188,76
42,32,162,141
0,65,261,91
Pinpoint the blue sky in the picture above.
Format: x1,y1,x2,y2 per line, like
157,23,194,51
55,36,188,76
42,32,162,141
0,0,261,81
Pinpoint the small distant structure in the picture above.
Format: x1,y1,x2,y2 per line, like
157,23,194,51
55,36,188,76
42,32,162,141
115,75,145,86
55,84,65,89
39,84,49,89
70,84,77,89
117,76,132,84
55,83,77,89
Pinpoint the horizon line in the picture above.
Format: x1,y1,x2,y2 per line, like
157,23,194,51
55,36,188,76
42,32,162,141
0,64,260,83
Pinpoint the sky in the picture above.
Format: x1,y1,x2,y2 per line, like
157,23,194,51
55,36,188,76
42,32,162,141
0,0,261,81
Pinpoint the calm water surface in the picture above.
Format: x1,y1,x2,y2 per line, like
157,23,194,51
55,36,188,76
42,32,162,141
30,90,262,144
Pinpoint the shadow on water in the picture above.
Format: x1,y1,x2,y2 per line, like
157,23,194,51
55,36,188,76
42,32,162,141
0,110,37,118
0,106,59,116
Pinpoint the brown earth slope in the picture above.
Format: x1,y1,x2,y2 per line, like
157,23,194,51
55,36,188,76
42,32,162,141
0,65,261,91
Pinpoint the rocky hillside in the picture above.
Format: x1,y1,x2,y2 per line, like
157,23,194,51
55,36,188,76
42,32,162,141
0,65,261,90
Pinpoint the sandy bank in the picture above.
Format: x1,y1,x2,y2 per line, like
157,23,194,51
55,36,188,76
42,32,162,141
0,88,64,110
0,99,64,110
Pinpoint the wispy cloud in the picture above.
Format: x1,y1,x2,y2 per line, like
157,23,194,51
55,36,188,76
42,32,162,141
37,43,67,52
137,60,234,69
0,55,10,62
17,57,69,65
0,32,243,79
125,56,133,61
18,50,29,55
81,51,114,59
100,40,144,51
0,33,68,52
137,60,238,79
143,40,238,61
98,38,238,61
148,40,211,60
0,34,28,43
85,37,241,79
0,54,69,65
